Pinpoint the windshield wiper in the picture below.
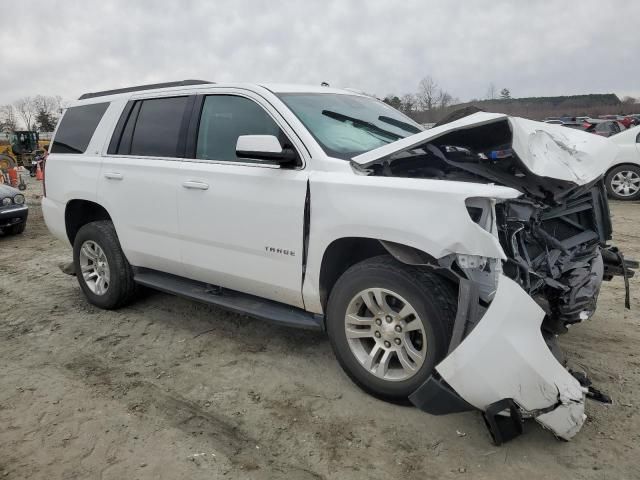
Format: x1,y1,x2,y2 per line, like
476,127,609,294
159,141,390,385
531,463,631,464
321,110,403,141
378,115,421,134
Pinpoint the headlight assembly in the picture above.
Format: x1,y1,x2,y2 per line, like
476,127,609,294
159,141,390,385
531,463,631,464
1,197,12,207
13,194,25,205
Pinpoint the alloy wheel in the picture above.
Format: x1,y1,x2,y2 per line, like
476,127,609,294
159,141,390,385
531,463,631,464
79,240,111,295
344,288,427,382
611,170,640,197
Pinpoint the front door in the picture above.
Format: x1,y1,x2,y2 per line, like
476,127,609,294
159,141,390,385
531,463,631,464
178,93,308,308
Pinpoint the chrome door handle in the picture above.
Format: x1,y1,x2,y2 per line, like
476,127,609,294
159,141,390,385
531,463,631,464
182,181,209,190
104,172,123,180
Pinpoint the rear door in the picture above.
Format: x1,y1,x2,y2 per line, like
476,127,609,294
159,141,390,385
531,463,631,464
177,91,309,308
97,94,194,275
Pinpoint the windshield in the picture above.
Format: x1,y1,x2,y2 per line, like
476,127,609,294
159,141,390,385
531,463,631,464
277,93,422,159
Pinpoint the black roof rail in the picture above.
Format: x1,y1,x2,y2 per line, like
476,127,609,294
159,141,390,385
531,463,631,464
78,80,214,100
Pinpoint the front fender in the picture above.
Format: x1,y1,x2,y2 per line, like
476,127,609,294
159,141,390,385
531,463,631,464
303,172,520,313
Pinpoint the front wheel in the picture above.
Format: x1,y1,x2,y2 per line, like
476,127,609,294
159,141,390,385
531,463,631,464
605,165,640,200
73,220,137,309
326,255,456,402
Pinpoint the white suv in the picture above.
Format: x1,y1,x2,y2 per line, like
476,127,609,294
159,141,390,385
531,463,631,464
43,80,634,443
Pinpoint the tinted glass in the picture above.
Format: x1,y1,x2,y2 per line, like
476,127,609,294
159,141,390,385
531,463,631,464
130,96,188,157
196,95,281,161
51,103,109,154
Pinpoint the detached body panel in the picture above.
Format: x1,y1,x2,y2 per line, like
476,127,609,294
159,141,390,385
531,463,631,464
434,274,586,440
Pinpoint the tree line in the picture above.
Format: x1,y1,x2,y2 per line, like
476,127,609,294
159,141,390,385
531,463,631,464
382,76,513,119
0,96,63,133
382,76,638,123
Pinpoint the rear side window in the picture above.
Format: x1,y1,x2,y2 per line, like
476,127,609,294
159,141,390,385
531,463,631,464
112,96,188,157
130,97,188,157
51,103,109,154
196,95,281,162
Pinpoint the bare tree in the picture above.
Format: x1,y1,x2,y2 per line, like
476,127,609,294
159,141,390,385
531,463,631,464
500,88,512,100
622,96,637,105
33,95,63,131
14,97,38,131
416,76,439,111
34,95,62,116
437,91,453,109
0,104,18,132
486,82,497,100
400,94,417,114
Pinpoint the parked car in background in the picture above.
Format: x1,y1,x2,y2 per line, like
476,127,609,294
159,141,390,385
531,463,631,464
607,125,640,200
620,116,639,129
0,183,28,235
579,119,624,137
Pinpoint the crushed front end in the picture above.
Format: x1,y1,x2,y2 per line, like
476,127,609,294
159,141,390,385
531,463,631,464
352,112,636,443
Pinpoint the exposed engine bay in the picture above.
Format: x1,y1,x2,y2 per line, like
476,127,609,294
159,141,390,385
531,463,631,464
362,117,633,336
351,112,637,443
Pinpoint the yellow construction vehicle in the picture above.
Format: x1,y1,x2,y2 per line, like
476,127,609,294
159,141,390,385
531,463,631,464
0,130,48,173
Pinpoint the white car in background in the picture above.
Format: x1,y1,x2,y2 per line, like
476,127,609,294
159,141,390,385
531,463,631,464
608,125,640,200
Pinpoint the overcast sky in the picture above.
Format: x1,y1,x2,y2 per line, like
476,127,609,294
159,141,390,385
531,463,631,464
2,0,639,106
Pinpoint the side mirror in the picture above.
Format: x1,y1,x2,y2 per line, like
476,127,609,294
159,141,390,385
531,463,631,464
236,135,297,164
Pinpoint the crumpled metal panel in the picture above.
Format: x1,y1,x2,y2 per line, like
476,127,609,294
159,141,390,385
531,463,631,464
435,274,587,439
352,112,619,187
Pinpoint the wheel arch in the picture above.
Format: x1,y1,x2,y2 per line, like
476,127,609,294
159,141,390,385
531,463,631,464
65,199,113,245
606,162,640,177
318,237,456,311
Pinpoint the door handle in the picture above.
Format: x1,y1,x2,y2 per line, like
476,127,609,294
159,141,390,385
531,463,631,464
104,172,123,180
182,181,209,190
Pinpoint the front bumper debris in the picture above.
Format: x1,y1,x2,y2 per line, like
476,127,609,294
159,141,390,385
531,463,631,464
410,274,587,443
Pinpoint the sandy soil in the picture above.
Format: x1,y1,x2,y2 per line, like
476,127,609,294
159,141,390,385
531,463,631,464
1,178,639,479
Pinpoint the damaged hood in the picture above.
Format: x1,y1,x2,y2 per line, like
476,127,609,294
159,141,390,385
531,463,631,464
352,112,620,187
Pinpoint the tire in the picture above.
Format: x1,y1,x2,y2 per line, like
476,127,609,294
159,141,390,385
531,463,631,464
326,255,457,402
605,165,640,201
2,222,25,235
72,220,137,309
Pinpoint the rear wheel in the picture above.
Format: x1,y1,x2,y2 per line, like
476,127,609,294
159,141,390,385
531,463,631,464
73,220,136,309
326,255,457,402
605,165,640,200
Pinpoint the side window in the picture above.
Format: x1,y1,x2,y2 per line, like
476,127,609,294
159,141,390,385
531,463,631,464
112,97,188,157
196,95,281,162
129,96,188,157
636,132,640,143
51,102,109,154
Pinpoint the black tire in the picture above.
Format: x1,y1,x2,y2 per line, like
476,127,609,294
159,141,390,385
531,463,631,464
2,222,26,235
605,164,640,201
326,255,457,402
73,220,137,309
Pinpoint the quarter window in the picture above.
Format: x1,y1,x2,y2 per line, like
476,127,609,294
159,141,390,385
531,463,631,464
51,103,109,154
196,95,281,162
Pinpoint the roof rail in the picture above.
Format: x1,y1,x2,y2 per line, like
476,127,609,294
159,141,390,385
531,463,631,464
78,80,214,100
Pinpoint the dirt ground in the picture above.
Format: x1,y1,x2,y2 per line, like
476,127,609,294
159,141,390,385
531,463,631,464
1,177,639,480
